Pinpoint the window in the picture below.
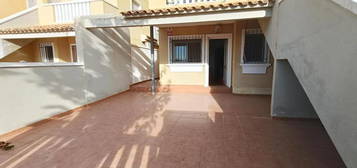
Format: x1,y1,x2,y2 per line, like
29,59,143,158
132,0,141,10
242,29,269,64
169,36,202,63
70,44,78,62
40,43,55,63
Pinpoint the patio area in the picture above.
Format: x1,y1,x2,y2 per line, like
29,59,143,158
0,91,345,168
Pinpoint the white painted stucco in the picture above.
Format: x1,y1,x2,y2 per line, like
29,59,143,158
0,21,137,135
260,0,357,167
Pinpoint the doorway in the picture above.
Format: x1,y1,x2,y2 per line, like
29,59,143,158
205,34,232,87
209,39,227,85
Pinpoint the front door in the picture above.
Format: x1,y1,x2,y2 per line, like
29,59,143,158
209,39,227,86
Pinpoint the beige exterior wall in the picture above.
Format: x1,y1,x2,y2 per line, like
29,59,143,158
0,0,27,19
38,5,55,24
158,24,234,85
33,37,74,62
0,42,37,62
158,20,273,94
232,21,274,95
0,37,75,63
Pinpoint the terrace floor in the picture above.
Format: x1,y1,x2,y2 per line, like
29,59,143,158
0,91,345,168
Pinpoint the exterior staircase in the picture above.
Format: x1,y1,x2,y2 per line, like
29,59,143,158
259,0,357,167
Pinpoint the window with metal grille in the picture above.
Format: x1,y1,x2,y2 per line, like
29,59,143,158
40,43,55,63
243,29,269,64
169,35,203,63
70,44,78,62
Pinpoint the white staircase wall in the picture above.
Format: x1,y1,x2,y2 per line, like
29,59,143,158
259,0,357,167
0,7,39,29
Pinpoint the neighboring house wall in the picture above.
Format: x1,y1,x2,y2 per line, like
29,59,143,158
0,0,120,27
0,9,40,29
259,0,357,167
38,5,55,25
0,39,35,60
0,66,86,135
0,37,75,62
0,25,132,135
0,0,27,19
38,0,119,25
0,42,37,62
33,37,75,62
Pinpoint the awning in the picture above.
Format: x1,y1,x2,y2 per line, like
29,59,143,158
82,0,275,28
0,24,75,39
121,0,274,18
0,24,74,34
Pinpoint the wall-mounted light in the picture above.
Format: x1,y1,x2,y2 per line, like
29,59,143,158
214,24,222,33
167,27,173,36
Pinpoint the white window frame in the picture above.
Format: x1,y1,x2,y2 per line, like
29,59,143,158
168,34,205,64
205,33,233,88
240,28,271,74
40,42,57,63
69,43,78,62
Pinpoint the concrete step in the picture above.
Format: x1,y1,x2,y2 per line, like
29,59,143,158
130,81,231,93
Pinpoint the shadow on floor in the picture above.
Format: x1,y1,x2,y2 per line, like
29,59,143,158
0,91,346,168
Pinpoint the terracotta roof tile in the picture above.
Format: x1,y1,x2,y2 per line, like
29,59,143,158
0,24,74,34
121,0,274,18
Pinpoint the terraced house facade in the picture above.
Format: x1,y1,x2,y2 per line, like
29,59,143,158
0,0,357,167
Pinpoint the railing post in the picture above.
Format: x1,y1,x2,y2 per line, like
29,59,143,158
150,26,156,93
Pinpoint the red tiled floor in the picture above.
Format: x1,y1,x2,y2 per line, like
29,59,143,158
0,92,345,168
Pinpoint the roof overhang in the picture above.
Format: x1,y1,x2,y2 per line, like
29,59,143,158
82,7,272,28
0,24,74,39
0,31,75,39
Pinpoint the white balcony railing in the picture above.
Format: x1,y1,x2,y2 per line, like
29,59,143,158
167,0,226,5
52,0,91,23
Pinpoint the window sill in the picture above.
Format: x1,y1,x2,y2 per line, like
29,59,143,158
167,63,204,72
240,63,270,74
0,62,84,68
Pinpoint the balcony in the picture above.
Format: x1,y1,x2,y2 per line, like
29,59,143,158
166,0,226,5
42,0,118,24
50,0,92,23
0,0,118,28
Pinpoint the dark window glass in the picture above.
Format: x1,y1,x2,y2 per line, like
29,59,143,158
171,39,201,63
243,34,266,63
44,46,54,62
71,45,78,62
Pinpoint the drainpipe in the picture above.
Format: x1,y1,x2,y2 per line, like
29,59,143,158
150,26,156,93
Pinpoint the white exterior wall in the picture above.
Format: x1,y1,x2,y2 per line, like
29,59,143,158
77,25,132,103
0,66,86,134
131,46,158,83
0,22,135,135
260,0,357,167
